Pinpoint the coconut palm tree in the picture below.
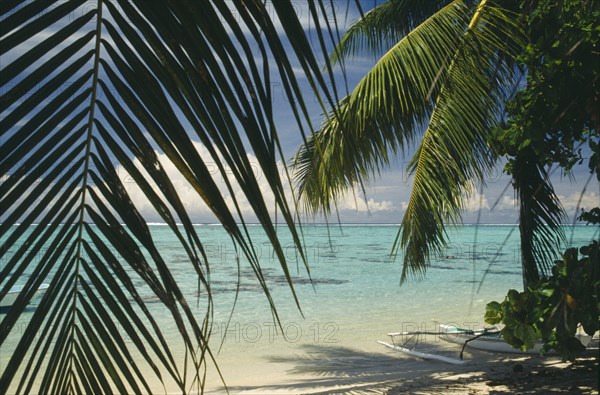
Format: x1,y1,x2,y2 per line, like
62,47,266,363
293,0,566,285
1,1,579,392
0,1,339,393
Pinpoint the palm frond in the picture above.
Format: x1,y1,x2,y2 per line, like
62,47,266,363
513,148,567,287
329,0,450,64
293,0,525,281
1,1,336,393
295,1,475,214
397,1,525,282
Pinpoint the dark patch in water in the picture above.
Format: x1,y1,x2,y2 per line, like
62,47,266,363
485,269,520,275
430,264,466,270
271,275,349,286
363,258,388,263
209,274,349,293
211,283,264,293
319,252,337,258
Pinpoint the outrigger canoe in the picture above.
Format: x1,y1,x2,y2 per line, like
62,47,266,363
439,324,592,354
378,339,467,365
379,329,469,365
379,324,593,364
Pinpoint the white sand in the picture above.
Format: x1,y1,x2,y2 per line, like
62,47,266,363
197,335,599,394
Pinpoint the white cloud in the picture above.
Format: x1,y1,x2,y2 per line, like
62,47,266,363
558,191,600,212
116,139,402,223
463,192,490,212
118,141,297,223
495,195,518,211
334,191,397,213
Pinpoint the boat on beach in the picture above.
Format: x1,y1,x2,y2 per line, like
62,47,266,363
438,324,535,354
438,324,592,354
378,339,467,365
378,328,469,365
0,283,50,309
379,324,593,364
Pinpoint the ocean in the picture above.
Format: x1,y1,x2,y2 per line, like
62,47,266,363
121,224,599,390
2,224,598,392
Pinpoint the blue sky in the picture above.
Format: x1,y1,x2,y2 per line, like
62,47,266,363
238,1,600,225
118,0,598,225
3,1,598,226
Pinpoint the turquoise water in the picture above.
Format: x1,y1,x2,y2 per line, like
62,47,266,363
154,223,598,389
142,223,598,354
171,223,597,316
2,224,598,390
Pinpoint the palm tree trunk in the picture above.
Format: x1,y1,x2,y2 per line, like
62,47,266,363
518,178,541,289
514,147,565,289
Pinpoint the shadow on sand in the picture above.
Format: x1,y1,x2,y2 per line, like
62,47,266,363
219,341,599,394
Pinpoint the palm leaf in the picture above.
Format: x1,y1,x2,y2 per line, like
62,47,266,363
513,148,567,287
329,0,450,64
397,1,525,281
293,0,525,281
295,1,472,213
1,1,337,392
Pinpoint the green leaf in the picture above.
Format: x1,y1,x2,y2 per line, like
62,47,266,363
515,324,539,350
507,289,521,305
294,0,526,282
1,1,341,392
484,301,503,324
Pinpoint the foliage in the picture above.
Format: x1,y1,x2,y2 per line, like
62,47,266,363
294,0,525,282
485,0,600,362
485,241,599,361
496,0,600,169
0,1,338,393
491,0,600,286
578,208,600,225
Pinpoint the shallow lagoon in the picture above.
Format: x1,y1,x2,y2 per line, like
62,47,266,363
2,224,597,392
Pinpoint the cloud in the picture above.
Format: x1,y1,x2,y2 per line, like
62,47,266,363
558,191,600,212
119,140,400,222
463,192,490,212
495,195,518,211
337,194,397,213
117,141,297,223
398,191,490,213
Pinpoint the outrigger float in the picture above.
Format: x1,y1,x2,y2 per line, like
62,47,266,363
379,324,592,364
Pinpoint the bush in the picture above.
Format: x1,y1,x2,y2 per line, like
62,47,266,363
485,241,599,361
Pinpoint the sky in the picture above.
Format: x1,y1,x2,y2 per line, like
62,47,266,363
3,1,599,226
124,0,598,225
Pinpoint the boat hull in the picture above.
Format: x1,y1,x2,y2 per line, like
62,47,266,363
439,325,591,354
378,340,467,365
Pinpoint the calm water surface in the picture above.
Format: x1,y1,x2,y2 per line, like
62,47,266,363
2,224,597,391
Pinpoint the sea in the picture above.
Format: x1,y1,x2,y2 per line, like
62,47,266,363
2,224,598,392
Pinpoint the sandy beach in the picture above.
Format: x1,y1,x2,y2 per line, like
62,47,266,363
201,337,599,394
3,225,598,395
